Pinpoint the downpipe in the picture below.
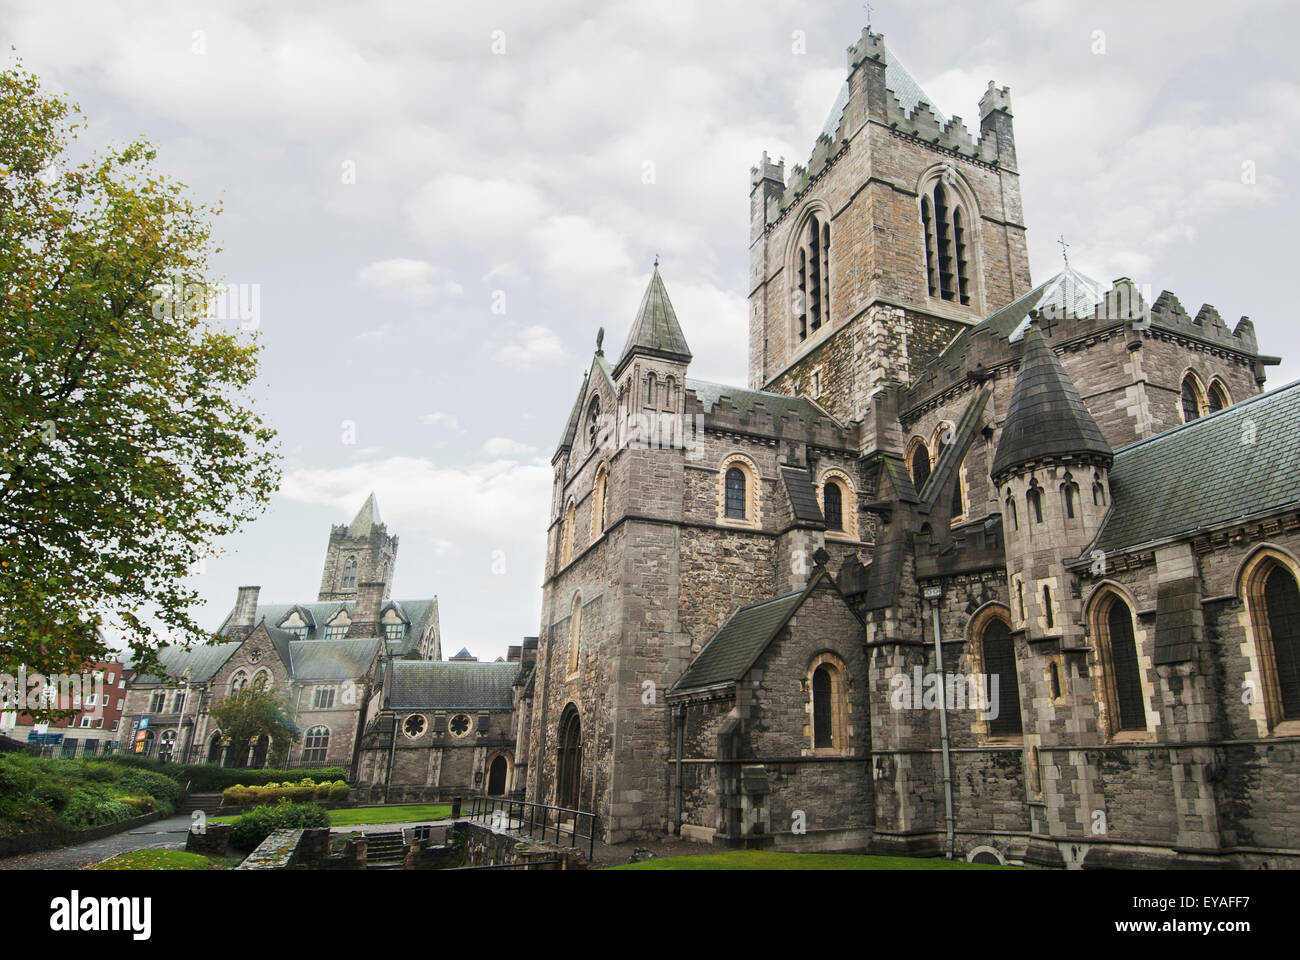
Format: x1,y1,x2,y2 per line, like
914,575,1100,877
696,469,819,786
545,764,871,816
931,599,955,860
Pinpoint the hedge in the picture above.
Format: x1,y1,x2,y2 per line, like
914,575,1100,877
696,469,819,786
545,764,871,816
0,755,177,838
96,754,348,791
221,779,349,808
228,801,330,851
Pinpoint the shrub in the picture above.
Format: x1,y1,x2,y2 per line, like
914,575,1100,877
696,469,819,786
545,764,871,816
328,781,349,802
228,801,329,851
315,782,331,800
95,755,347,791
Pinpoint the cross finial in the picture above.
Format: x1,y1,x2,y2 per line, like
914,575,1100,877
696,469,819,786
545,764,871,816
864,2,875,26
1057,234,1070,269
653,253,659,270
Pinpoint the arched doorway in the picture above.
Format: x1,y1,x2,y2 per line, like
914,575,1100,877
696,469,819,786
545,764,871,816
207,732,224,764
486,754,509,796
556,705,582,810
251,734,269,768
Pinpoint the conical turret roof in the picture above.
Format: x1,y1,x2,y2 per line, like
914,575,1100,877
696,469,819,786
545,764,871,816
614,263,692,377
990,324,1112,482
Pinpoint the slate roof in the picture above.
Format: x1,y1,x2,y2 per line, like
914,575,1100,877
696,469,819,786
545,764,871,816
1092,380,1300,554
131,642,240,684
990,323,1112,481
614,264,692,376
687,380,840,427
348,493,382,537
781,466,825,524
215,598,437,658
673,591,805,691
289,637,382,681
388,660,519,710
821,44,948,139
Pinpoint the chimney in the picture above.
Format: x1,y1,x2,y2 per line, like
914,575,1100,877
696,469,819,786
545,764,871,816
228,586,260,639
507,645,521,663
521,637,538,670
348,581,384,638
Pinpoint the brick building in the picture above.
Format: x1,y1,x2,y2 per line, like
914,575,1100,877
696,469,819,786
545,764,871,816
0,658,130,758
514,25,1300,868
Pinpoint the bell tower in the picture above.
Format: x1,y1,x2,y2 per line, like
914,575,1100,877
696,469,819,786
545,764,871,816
317,492,398,602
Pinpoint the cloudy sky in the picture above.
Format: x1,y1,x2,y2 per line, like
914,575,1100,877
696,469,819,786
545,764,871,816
4,0,1297,662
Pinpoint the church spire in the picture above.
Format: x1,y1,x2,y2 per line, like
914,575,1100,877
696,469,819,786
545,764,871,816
347,491,382,538
613,261,692,379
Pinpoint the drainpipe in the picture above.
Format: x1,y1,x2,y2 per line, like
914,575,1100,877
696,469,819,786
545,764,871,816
925,586,955,860
672,703,684,834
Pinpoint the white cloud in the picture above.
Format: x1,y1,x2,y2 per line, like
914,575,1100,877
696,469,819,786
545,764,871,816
407,174,549,247
357,258,463,305
497,324,567,369
418,411,463,431
482,437,535,457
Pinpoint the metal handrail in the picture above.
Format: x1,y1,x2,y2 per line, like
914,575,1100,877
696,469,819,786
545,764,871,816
466,795,597,860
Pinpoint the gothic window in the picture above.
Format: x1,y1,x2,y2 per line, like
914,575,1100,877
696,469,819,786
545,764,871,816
252,670,271,691
1093,474,1107,506
646,374,657,407
1208,379,1231,413
908,441,931,492
725,467,747,519
158,730,177,763
951,455,966,520
1062,476,1079,519
664,377,676,409
1006,490,1018,531
921,176,972,305
1049,661,1063,700
587,396,601,451
567,593,582,675
1180,373,1205,423
1016,580,1025,622
230,672,248,695
979,614,1023,737
303,725,330,763
1027,484,1044,524
1243,553,1300,726
824,481,843,532
794,213,831,342
1094,592,1147,735
1043,585,1055,629
402,714,427,739
341,555,357,590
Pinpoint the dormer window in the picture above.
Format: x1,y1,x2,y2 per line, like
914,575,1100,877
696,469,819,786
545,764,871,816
325,610,351,639
385,622,405,641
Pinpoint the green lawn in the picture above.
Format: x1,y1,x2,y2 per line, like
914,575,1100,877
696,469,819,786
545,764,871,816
86,849,239,871
208,804,453,827
608,850,1014,870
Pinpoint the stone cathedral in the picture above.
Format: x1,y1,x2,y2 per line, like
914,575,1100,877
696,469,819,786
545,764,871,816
502,25,1300,868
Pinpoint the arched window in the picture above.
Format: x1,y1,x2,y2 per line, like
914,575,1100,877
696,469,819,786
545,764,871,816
1242,553,1300,726
1027,484,1044,524
1092,474,1107,506
1094,592,1147,735
725,467,747,519
951,455,966,520
646,374,657,407
979,614,1022,737
823,481,843,532
158,730,177,763
207,731,224,764
1049,661,1062,700
230,671,248,695
664,376,676,409
921,177,972,305
1043,585,1055,629
590,464,608,538
567,593,582,675
1181,373,1205,423
1062,476,1079,519
812,666,834,748
1006,490,1018,531
303,725,330,764
807,655,848,752
252,670,270,691
560,501,576,567
909,442,931,492
587,396,601,451
794,214,830,342
341,555,358,590
1208,379,1230,413
556,705,582,810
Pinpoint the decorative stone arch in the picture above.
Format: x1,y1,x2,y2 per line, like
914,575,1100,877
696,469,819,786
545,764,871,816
966,845,1007,866
784,199,834,352
590,461,609,540
966,602,1022,740
566,591,582,677
1233,544,1300,734
717,453,762,527
560,498,577,567
803,651,851,756
1179,368,1208,423
229,670,249,695
1086,582,1156,741
816,466,859,540
905,436,931,491
251,669,272,690
1207,376,1232,413
485,751,513,797
916,162,985,312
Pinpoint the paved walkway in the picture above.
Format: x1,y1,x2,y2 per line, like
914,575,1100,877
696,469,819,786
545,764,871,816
0,814,193,871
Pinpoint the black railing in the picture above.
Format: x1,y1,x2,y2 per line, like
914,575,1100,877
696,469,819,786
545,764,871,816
467,796,596,861
443,859,563,871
